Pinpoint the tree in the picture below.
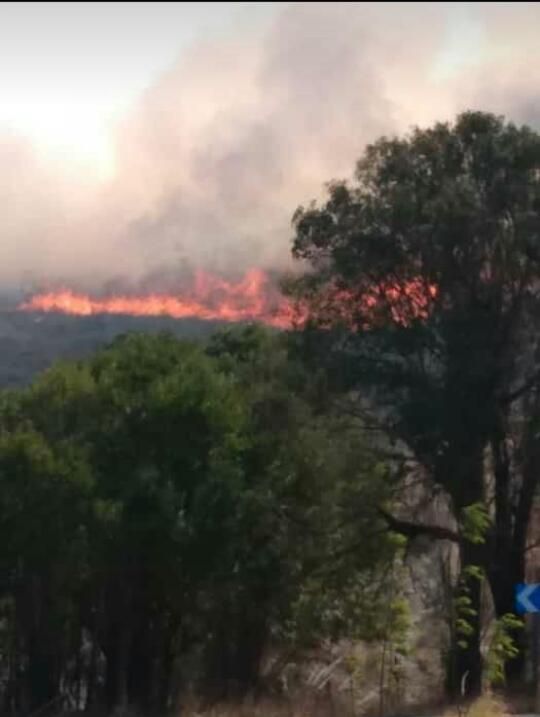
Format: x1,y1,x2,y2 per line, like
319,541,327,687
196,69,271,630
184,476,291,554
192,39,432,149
0,329,400,712
288,111,540,695
64,333,248,713
203,325,401,698
0,426,93,712
0,334,250,713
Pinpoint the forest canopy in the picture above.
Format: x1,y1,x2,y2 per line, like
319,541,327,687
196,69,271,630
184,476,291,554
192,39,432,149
0,329,400,714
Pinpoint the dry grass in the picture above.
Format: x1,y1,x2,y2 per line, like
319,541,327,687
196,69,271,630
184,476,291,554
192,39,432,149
183,704,282,717
468,695,509,717
182,705,306,717
181,696,513,717
181,694,346,717
442,694,510,717
181,693,513,717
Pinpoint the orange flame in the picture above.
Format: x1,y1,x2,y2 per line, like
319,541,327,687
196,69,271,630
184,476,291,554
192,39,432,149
18,270,437,330
18,269,297,329
311,278,437,329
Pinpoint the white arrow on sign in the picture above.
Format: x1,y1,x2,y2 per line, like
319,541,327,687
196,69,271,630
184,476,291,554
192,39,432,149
517,584,540,613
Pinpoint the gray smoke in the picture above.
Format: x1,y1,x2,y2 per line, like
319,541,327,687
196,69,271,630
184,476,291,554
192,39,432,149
2,2,540,293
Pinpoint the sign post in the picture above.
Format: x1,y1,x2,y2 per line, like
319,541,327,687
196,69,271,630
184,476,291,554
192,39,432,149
515,584,540,712
516,584,540,615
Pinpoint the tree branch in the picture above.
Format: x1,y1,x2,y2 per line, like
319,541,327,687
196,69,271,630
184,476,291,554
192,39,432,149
501,368,540,406
378,507,460,543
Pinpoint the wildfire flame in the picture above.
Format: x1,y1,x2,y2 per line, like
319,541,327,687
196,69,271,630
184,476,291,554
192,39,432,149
18,269,297,329
304,278,438,330
18,269,437,330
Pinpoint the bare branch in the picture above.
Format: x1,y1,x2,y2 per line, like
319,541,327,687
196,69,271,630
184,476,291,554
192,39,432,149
378,507,460,543
502,368,540,406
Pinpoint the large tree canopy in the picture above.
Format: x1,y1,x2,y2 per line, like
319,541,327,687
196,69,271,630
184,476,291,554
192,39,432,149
288,111,540,694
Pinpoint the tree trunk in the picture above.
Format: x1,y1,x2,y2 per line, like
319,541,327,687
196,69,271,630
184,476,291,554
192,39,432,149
488,527,527,683
487,406,540,684
104,599,132,712
444,432,487,699
19,575,60,713
203,601,269,701
230,614,268,697
448,540,484,699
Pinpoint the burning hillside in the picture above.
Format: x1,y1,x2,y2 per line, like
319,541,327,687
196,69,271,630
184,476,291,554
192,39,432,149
18,269,297,329
18,269,438,330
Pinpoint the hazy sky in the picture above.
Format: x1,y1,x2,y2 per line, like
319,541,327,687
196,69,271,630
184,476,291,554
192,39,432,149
0,2,277,176
1,2,539,292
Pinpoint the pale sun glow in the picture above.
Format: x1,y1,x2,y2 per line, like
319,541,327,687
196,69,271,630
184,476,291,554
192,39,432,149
3,99,116,181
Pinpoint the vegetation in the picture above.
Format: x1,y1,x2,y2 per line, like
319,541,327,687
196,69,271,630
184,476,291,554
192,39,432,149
2,110,540,713
288,110,540,696
0,328,399,714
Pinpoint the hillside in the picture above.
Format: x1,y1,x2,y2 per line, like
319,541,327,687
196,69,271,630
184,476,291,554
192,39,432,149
0,311,228,387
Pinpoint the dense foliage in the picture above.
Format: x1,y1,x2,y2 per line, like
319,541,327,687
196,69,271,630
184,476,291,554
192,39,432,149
0,328,398,714
287,111,540,695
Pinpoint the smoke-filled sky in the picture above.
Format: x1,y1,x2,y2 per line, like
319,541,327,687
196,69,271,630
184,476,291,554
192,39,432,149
2,1,540,293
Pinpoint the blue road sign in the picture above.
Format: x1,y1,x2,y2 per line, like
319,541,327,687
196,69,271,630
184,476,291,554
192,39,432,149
515,583,540,614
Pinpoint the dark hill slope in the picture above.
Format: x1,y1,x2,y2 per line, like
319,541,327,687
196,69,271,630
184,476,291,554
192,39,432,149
0,311,228,387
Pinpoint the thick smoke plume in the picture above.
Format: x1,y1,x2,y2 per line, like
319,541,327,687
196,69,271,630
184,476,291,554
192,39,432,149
2,2,540,296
